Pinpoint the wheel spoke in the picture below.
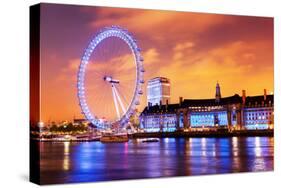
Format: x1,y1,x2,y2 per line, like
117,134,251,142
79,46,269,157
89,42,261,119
112,84,126,115
115,84,130,107
111,84,120,120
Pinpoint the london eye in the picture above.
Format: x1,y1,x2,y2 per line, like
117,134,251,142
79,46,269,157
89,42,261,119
77,26,144,130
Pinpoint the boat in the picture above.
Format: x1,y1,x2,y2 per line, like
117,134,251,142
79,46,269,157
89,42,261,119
100,133,129,143
141,138,160,143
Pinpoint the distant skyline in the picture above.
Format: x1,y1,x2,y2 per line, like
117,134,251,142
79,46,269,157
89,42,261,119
39,3,273,122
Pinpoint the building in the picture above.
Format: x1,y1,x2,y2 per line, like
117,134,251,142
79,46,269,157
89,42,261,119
140,83,274,132
147,77,171,106
215,82,221,102
73,118,89,126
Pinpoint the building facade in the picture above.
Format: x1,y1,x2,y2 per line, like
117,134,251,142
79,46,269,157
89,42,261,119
140,85,274,132
147,77,171,106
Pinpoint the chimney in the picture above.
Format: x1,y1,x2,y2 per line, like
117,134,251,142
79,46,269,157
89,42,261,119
242,90,246,105
179,97,183,106
166,99,168,110
264,89,267,101
159,100,162,109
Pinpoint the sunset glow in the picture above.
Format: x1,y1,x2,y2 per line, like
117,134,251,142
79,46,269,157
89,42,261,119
40,4,273,122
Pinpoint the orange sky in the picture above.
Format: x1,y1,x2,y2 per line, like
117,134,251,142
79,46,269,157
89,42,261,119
39,3,273,123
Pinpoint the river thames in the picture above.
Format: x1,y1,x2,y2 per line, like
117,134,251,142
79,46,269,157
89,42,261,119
37,137,273,184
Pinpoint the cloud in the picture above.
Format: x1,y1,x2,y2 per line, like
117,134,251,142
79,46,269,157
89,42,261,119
172,41,196,61
143,48,160,65
87,8,234,43
155,39,272,101
173,41,195,52
58,48,160,83
63,58,80,71
40,5,273,122
57,58,80,82
243,53,256,60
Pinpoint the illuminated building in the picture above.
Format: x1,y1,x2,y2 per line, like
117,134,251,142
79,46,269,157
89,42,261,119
147,77,170,106
140,82,274,132
242,89,274,130
139,103,178,132
73,118,89,125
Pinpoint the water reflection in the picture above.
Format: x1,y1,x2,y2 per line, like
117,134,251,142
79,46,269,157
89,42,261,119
232,137,238,157
255,137,262,157
38,137,274,184
63,142,70,171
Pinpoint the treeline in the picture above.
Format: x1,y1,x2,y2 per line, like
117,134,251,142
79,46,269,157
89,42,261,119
49,123,88,133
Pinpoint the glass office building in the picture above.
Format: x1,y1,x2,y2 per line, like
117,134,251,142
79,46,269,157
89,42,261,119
147,77,170,106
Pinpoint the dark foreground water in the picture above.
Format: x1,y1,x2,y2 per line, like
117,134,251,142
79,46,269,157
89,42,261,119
38,137,273,184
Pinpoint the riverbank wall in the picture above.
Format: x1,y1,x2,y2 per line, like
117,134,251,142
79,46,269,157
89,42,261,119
130,130,273,139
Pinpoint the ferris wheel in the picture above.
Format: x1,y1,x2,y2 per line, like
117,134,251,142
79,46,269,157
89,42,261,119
77,26,144,129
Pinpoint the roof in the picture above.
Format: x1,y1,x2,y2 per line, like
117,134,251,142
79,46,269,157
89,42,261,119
183,94,241,106
148,77,170,83
244,94,274,107
141,103,179,115
140,94,274,115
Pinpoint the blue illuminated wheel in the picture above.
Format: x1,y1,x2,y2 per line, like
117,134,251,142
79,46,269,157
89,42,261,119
77,26,144,129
